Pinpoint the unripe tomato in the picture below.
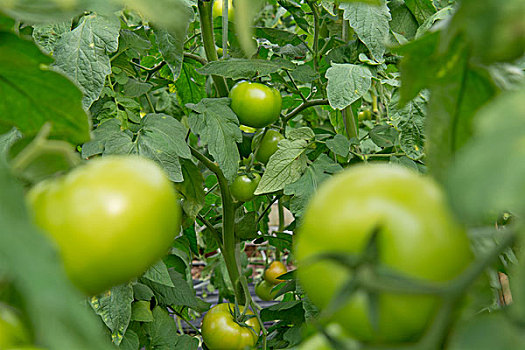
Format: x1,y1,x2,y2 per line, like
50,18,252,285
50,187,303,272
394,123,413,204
358,109,372,121
27,156,181,295
255,280,277,301
253,129,284,164
0,303,30,348
212,0,234,21
264,261,287,285
230,173,260,202
295,164,473,343
201,303,260,350
230,81,282,128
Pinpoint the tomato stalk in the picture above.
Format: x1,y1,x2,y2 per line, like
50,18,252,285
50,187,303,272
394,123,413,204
221,0,229,59
190,146,246,304
306,0,320,73
341,16,359,140
197,0,229,97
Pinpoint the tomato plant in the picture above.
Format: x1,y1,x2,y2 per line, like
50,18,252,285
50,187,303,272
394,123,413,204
201,303,260,350
1,0,524,349
264,261,287,285
295,164,473,343
27,156,181,295
229,81,282,128
230,172,260,202
253,129,284,164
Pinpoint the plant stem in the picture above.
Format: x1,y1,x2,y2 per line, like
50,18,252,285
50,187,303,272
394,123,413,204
189,146,245,304
283,98,329,123
197,0,229,97
183,52,208,66
221,0,229,59
307,0,320,73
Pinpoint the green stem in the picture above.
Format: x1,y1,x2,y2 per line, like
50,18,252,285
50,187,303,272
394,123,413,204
197,0,229,97
341,17,359,140
283,98,329,124
190,146,245,304
221,0,229,59
307,0,320,73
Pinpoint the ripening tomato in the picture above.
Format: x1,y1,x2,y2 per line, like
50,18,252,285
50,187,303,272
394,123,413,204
201,303,260,350
295,164,473,343
255,280,278,301
264,261,287,285
27,156,181,295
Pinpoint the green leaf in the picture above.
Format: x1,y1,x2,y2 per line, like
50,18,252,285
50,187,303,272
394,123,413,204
0,128,21,163
32,21,71,54
156,28,184,80
284,154,342,216
137,113,192,182
176,60,207,108
388,0,418,40
53,14,120,108
0,161,113,350
260,300,305,325
254,128,314,195
196,58,295,80
143,260,175,288
415,6,453,39
174,159,205,220
447,85,525,223
340,1,391,61
277,0,310,32
130,301,154,323
188,98,242,181
254,27,304,47
120,329,140,350
90,283,134,346
0,31,90,144
235,211,258,240
326,134,351,157
143,307,199,350
141,270,211,313
369,124,398,148
404,0,436,25
426,64,497,181
448,313,525,350
326,63,372,110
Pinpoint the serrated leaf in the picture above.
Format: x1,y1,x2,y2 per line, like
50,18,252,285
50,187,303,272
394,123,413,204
137,113,191,182
260,300,305,325
174,159,205,220
143,307,199,350
32,21,71,54
340,1,391,61
0,31,90,144
188,98,242,181
156,28,184,80
235,211,258,240
141,270,211,313
143,260,175,288
326,63,372,110
90,284,134,346
369,124,398,148
53,14,120,108
284,154,342,215
255,27,304,47
176,60,207,107
254,139,309,195
196,58,295,80
326,134,351,157
120,329,140,350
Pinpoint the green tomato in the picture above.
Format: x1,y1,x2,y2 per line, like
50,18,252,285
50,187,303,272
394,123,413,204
253,129,284,164
358,109,372,121
0,303,30,348
212,0,234,20
230,173,261,202
201,303,260,350
255,280,277,301
230,81,282,128
27,156,181,295
264,261,287,285
295,164,473,344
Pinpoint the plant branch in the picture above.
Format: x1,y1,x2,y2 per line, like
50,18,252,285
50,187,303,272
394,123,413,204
183,52,208,66
283,98,329,123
